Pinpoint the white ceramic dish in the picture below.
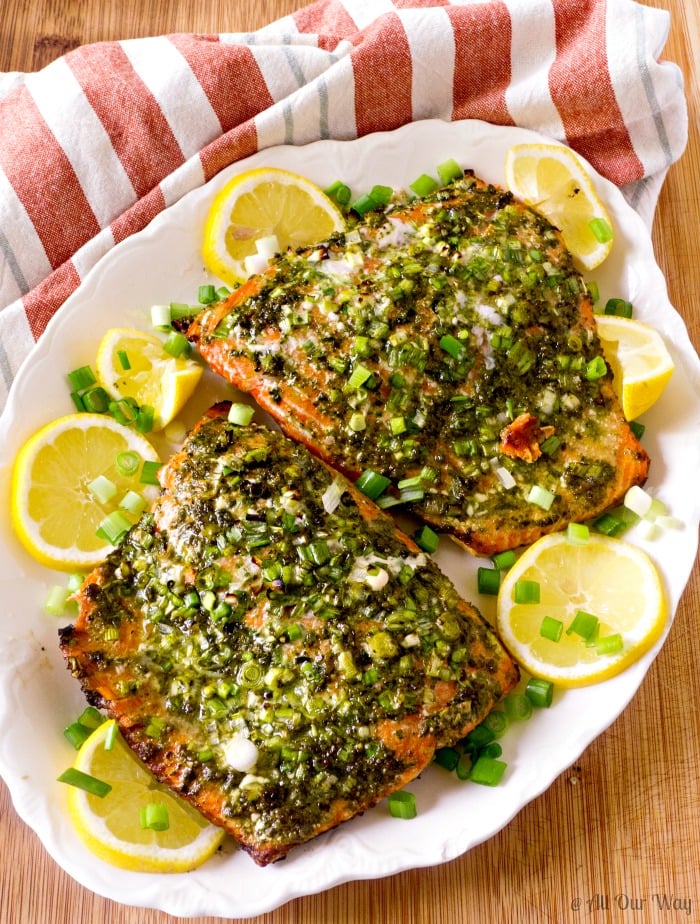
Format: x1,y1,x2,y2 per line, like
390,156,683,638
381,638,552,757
0,119,698,919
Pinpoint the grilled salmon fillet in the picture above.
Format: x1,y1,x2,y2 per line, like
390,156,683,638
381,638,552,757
59,404,518,866
187,173,649,555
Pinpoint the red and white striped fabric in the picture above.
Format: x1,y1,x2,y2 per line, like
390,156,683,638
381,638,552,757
0,0,687,410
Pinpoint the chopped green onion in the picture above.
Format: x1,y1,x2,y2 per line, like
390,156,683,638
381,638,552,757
67,365,96,391
477,567,501,596
398,486,425,504
585,356,608,380
455,752,473,780
389,415,406,436
596,633,624,655
469,755,507,786
567,610,599,641
502,692,533,722
44,585,72,616
350,193,378,217
324,179,352,209
170,301,204,321
349,412,366,432
413,524,439,554
587,280,600,304
387,790,417,819
369,184,393,206
63,721,92,749
96,510,132,545
630,420,645,440
624,484,653,517
151,303,172,330
136,405,154,434
81,386,110,413
492,550,516,570
163,330,190,358
539,435,561,456
140,460,162,486
527,484,556,510
79,706,105,729
513,579,540,604
115,450,140,477
480,742,503,759
566,522,590,545
539,615,563,642
593,511,627,536
88,475,117,505
198,284,217,305
109,398,138,427
434,747,460,771
57,767,112,798
482,709,508,738
119,490,147,517
228,402,255,426
604,297,633,318
140,802,170,831
439,333,465,359
347,363,372,390
409,173,439,197
356,469,391,500
588,217,614,243
145,717,166,738
436,158,462,185
525,677,554,708
464,724,496,752
117,349,131,371
102,722,118,750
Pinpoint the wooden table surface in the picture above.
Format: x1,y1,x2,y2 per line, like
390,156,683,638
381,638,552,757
1,2,698,923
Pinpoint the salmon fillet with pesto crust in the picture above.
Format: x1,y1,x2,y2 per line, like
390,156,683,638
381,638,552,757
187,172,649,556
59,404,518,866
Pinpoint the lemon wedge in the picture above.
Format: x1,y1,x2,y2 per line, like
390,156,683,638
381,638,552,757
504,143,614,270
64,720,225,872
11,414,160,571
595,315,675,420
496,532,667,687
202,166,346,285
95,327,203,431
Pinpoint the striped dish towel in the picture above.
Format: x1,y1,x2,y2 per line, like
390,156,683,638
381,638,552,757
0,0,687,411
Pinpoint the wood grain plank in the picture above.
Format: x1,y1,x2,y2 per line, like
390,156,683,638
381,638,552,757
0,2,697,923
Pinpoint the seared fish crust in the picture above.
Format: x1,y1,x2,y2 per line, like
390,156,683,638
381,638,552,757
60,405,518,865
188,173,649,555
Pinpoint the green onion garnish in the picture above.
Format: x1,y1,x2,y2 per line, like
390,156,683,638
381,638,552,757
469,755,507,787
439,333,465,359
349,412,366,432
96,510,132,545
119,490,147,517
104,722,118,750
413,524,439,554
140,802,170,831
324,179,352,210
347,363,372,390
604,297,633,318
88,475,117,505
228,403,255,426
527,484,556,510
151,303,172,330
566,522,590,545
588,217,614,243
63,721,92,750
482,709,508,738
596,633,624,655
136,404,154,434
109,398,139,427
67,365,97,391
198,284,217,305
513,579,540,604
356,469,391,500
82,386,110,413
630,420,645,440
117,349,131,371
44,585,72,617
585,356,607,380
163,330,190,358
434,747,460,771
492,550,516,570
525,677,554,708
387,790,417,819
587,280,600,304
115,450,140,477
436,158,462,185
567,610,599,641
140,460,162,486
57,767,112,798
79,706,106,729
409,173,439,197
477,567,501,596
502,692,533,722
539,615,563,642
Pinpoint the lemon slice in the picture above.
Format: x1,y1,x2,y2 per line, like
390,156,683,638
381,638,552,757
11,413,160,571
95,327,203,431
595,315,675,420
202,166,346,285
504,143,614,270
65,720,225,872
496,532,667,687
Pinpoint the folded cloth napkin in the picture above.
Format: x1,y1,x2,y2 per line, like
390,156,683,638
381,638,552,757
0,0,687,412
